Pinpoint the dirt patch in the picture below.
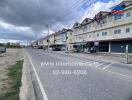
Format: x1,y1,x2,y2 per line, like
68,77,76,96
0,49,24,97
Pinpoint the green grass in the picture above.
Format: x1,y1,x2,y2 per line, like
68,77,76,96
0,60,23,100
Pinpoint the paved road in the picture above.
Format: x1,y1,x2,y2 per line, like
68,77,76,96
26,48,132,100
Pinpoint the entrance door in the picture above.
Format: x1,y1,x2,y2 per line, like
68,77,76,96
99,42,109,52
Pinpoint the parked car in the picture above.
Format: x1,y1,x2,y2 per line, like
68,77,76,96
49,47,52,51
38,46,43,49
52,48,61,51
0,47,6,54
61,47,66,51
90,47,96,53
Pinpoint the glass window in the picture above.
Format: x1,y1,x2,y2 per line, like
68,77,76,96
114,30,117,34
102,32,107,36
97,33,99,37
126,12,130,17
126,28,130,33
114,16,121,20
114,29,121,34
105,32,107,35
102,32,104,36
118,29,121,33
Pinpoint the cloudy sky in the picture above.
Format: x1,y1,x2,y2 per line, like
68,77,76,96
0,0,121,43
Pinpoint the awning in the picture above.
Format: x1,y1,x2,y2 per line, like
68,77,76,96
74,42,86,46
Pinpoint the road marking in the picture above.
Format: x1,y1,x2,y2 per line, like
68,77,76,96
26,51,48,100
95,62,106,68
102,63,113,70
43,52,106,68
104,69,132,79
31,50,132,79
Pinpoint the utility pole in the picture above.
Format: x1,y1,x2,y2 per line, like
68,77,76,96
125,44,129,64
34,33,38,48
47,25,50,51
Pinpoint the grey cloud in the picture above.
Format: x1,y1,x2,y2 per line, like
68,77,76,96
0,0,105,41
0,29,34,41
0,0,78,32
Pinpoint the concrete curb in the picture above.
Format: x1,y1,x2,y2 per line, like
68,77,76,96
19,51,36,100
48,51,132,66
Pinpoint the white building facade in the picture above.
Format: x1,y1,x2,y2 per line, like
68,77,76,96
73,1,132,53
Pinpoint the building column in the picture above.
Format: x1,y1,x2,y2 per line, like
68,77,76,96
109,42,111,53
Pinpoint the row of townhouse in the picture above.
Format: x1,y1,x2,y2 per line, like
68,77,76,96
35,28,74,51
34,0,132,54
73,0,132,53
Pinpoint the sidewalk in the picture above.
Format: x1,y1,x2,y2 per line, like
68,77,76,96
68,52,132,64
49,51,132,64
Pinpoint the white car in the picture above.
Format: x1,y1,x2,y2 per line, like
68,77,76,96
0,47,6,54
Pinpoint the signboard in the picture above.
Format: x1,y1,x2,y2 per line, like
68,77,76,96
94,42,99,46
111,5,124,16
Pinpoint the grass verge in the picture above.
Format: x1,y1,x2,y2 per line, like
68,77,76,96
0,60,23,100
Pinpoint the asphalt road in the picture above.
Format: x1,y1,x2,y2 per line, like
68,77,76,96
26,48,132,100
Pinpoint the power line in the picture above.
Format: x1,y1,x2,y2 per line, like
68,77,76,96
55,0,90,30
56,0,98,30
58,0,88,21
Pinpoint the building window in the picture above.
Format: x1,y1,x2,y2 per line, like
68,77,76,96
114,29,121,34
118,29,121,33
126,12,130,17
89,35,91,38
126,28,130,33
114,30,117,34
102,32,107,36
114,16,121,20
97,33,99,37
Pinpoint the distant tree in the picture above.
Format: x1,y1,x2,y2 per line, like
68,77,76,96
0,43,3,46
7,42,10,46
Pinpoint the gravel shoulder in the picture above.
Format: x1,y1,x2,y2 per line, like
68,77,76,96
0,49,24,96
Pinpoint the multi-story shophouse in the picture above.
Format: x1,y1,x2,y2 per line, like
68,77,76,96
48,33,55,48
73,0,132,54
54,29,73,51
41,36,49,49
66,29,74,51
38,28,73,51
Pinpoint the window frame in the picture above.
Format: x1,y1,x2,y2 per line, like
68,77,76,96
126,12,130,17
126,28,130,33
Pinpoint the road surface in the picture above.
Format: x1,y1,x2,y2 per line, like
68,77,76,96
26,48,132,100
